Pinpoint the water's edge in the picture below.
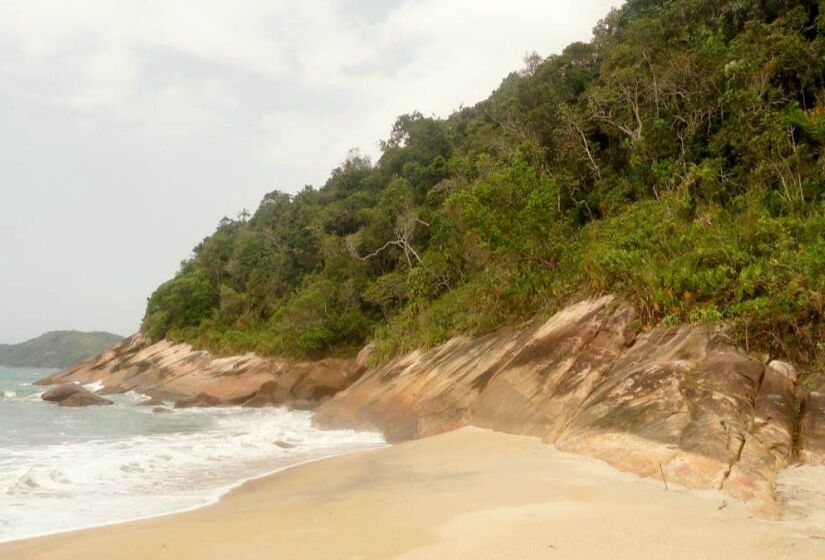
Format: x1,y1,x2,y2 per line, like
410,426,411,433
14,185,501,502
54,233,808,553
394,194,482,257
0,443,384,545
0,367,385,544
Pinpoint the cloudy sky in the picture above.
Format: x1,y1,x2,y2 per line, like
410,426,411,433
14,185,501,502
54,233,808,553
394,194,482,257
0,0,619,343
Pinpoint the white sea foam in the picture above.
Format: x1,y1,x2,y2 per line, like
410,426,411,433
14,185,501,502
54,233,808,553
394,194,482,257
1,467,69,494
19,391,45,402
0,400,385,543
81,380,105,393
1,391,15,400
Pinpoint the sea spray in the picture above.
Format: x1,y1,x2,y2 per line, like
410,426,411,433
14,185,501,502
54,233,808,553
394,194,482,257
0,367,385,543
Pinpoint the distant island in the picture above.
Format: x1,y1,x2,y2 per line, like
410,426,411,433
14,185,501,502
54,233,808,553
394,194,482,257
0,331,124,368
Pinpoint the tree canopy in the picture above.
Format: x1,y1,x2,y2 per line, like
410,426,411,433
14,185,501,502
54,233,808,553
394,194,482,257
143,0,825,368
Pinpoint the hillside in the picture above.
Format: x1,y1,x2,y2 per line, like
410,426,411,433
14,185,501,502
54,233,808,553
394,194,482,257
0,331,124,368
142,0,825,370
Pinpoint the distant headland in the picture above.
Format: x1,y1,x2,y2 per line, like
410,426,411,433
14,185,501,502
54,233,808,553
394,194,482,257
0,331,123,368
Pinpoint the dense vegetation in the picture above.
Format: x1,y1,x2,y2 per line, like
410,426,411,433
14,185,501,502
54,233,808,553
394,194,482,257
0,331,123,368
144,0,825,370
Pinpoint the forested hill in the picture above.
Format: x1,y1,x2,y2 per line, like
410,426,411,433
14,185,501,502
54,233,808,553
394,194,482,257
143,0,825,367
0,331,124,368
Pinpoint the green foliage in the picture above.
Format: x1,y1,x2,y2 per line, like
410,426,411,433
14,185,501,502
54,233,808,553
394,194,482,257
142,0,825,365
143,270,218,341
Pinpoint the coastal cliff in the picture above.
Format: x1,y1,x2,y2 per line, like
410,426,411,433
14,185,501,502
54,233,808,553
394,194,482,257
39,296,824,516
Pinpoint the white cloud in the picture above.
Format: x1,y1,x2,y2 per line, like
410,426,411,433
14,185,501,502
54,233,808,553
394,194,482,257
0,0,620,341
0,0,619,143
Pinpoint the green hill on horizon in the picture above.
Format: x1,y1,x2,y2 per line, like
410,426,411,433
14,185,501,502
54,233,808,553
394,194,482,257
0,331,124,369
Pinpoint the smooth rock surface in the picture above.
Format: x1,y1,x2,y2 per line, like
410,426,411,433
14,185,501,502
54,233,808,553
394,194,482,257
724,360,797,516
37,333,355,409
41,384,113,407
557,328,767,493
800,391,825,466
315,297,631,442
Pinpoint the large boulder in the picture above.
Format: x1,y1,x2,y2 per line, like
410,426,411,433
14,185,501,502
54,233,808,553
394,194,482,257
240,380,292,408
344,344,375,383
174,392,223,408
287,358,351,401
41,384,113,407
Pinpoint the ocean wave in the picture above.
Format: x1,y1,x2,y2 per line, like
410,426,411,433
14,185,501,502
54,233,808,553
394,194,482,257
1,391,16,400
0,405,385,542
1,467,70,495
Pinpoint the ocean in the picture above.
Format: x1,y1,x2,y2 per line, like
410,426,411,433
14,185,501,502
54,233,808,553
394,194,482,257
0,367,384,543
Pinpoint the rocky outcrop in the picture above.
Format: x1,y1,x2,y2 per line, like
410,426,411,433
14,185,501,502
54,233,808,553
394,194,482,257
800,390,825,466
41,384,113,407
316,296,818,515
174,392,223,408
722,361,797,515
314,297,635,442
36,295,824,515
37,334,356,409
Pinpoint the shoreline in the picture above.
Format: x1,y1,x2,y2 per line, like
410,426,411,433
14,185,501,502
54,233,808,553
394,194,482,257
3,427,824,560
0,373,386,546
0,444,385,546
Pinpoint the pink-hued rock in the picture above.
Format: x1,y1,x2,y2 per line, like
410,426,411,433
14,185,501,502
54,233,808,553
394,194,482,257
315,297,812,515
470,299,636,440
37,296,823,516
723,361,797,516
36,334,352,408
556,328,768,493
314,297,633,441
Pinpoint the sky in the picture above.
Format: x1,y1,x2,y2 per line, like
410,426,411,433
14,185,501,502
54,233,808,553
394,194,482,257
0,0,620,344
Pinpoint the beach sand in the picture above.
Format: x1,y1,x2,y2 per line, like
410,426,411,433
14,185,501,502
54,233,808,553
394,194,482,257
2,427,824,559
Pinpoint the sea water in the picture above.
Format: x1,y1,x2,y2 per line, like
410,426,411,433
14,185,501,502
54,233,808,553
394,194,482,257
0,367,385,543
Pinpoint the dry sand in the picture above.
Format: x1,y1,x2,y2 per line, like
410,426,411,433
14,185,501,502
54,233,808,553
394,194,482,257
2,427,825,559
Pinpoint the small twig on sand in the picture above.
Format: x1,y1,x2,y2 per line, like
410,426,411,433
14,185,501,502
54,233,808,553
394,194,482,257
659,464,669,490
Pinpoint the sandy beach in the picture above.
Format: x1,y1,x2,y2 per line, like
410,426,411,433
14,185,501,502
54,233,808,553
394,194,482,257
2,427,824,560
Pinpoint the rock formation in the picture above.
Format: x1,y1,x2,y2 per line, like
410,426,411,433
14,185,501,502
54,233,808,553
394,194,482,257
37,334,356,409
800,390,825,466
41,384,113,407
315,296,820,516
36,295,824,516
